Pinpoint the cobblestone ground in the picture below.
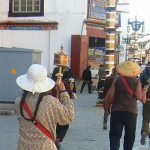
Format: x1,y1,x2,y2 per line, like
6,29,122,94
0,92,150,150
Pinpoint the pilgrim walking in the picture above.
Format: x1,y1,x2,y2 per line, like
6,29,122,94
15,64,75,150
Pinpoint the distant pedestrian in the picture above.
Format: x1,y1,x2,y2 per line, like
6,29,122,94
102,66,117,129
96,64,106,100
140,62,150,145
104,61,148,150
80,65,92,94
15,64,75,150
103,66,117,98
51,66,76,98
98,64,106,82
96,66,115,106
140,63,146,73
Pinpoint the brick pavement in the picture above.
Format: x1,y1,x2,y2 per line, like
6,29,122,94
0,92,150,150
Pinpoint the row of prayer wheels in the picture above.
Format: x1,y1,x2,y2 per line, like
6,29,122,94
105,0,116,73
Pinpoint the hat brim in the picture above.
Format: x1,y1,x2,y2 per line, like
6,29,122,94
16,74,55,93
116,61,141,77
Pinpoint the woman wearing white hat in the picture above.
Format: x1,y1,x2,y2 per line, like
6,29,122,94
15,64,75,150
103,61,148,150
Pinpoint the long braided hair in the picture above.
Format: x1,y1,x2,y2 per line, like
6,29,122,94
20,90,49,122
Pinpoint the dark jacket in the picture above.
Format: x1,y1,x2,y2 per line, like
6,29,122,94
51,67,74,81
140,67,150,120
62,68,74,80
140,67,150,98
103,75,115,98
82,67,92,82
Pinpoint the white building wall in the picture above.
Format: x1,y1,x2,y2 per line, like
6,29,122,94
0,0,88,73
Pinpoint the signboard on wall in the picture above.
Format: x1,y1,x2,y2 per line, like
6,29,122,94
88,47,105,68
89,0,106,20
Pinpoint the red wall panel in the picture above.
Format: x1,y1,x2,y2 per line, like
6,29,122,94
71,35,88,79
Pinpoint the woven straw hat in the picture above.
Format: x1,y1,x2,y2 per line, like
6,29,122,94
16,64,55,93
116,61,141,77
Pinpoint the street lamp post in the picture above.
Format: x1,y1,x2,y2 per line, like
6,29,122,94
127,16,144,61
122,33,132,61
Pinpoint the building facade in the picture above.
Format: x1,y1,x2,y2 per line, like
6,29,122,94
0,0,129,79
0,0,88,75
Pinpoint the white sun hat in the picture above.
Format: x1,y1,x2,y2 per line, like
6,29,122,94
16,64,55,93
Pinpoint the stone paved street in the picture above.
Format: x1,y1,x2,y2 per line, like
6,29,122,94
0,92,150,150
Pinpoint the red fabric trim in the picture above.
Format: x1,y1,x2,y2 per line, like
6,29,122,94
120,76,134,97
23,101,54,142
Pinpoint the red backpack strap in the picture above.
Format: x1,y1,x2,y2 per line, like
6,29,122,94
120,75,135,97
23,100,54,142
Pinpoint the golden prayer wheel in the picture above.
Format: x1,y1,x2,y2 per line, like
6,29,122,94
105,0,116,75
106,12,116,29
106,12,116,19
105,42,116,50
105,63,115,72
105,55,115,62
54,45,69,84
106,0,116,7
54,50,69,67
105,55,115,72
106,33,115,41
106,19,116,29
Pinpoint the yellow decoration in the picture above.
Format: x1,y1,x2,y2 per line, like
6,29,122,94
11,69,17,75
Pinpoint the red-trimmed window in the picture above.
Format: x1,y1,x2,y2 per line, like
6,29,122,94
8,0,44,17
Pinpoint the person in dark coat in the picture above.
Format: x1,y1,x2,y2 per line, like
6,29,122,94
103,67,117,98
102,67,117,129
96,66,116,106
51,66,76,98
80,65,92,94
140,62,150,145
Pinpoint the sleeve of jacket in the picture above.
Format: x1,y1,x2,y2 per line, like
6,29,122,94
55,91,75,125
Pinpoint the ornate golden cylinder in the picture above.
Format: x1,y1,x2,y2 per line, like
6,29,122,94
105,64,114,71
105,55,115,71
105,43,116,50
106,19,116,29
106,12,116,19
105,55,115,62
54,52,69,67
106,0,116,7
106,33,115,41
54,45,69,84
105,0,116,74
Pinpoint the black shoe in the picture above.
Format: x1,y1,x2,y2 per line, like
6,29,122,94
141,132,147,145
103,122,107,130
55,139,60,150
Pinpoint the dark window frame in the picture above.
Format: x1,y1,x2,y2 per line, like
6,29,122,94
8,0,44,17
